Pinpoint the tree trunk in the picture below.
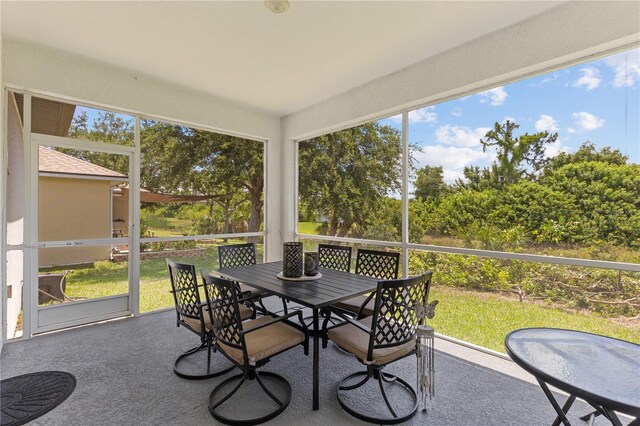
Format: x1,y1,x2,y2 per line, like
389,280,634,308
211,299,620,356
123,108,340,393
222,199,231,243
247,189,262,244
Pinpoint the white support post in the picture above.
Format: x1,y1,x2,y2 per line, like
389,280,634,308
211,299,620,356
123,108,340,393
401,112,409,278
1,88,6,344
130,116,141,315
293,140,299,243
23,94,35,338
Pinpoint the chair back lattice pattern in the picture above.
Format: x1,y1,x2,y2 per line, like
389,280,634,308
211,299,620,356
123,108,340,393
167,259,202,322
355,249,400,280
369,272,433,354
218,243,256,269
318,244,352,272
202,272,243,348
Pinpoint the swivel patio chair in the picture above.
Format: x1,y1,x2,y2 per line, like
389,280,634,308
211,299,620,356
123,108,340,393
218,242,288,314
325,271,434,424
201,271,309,425
332,249,400,318
301,244,353,332
167,259,253,380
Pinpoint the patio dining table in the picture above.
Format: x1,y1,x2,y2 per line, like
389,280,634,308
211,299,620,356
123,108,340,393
216,260,379,411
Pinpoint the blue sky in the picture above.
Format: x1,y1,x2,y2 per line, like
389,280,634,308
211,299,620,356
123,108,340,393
380,48,640,183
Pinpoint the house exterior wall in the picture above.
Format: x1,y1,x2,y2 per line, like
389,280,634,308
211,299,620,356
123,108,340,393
38,176,111,266
280,1,640,240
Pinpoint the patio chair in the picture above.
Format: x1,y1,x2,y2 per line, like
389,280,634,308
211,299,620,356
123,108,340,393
167,259,253,380
218,242,288,314
302,244,353,332
324,271,433,424
318,244,352,272
201,271,309,425
332,249,400,318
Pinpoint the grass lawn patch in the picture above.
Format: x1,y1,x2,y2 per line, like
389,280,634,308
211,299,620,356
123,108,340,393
429,286,640,352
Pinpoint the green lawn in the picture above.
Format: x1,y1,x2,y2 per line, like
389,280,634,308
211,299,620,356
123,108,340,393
298,221,323,235
44,241,263,313
428,286,639,352
147,217,194,237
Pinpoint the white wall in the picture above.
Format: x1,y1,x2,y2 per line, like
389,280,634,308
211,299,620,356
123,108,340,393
5,94,23,339
1,0,4,350
2,40,283,261
280,1,640,240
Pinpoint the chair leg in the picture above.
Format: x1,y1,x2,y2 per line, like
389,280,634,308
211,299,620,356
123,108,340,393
174,340,234,380
378,373,398,418
281,298,289,315
208,371,292,425
337,369,418,425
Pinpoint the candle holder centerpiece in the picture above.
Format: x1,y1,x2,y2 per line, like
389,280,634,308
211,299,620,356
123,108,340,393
304,252,319,276
283,242,304,278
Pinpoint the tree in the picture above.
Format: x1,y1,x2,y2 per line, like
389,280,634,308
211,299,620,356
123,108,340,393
544,141,628,174
414,166,447,200
140,120,264,238
466,121,558,189
298,122,402,237
67,110,134,174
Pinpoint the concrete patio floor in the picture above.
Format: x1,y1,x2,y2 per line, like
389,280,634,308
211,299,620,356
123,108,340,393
1,305,618,426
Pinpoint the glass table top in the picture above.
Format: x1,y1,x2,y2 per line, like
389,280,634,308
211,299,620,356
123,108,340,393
505,328,640,413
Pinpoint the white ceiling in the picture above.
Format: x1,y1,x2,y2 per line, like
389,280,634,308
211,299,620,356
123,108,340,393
2,1,563,116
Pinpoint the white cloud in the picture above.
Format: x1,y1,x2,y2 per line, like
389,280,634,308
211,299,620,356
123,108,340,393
567,127,576,134
388,106,438,124
502,116,517,124
529,72,560,87
544,139,572,159
572,67,601,91
535,114,558,132
413,145,495,183
603,49,640,88
451,107,463,117
572,111,605,131
412,125,497,183
434,125,491,148
477,86,508,106
408,106,438,124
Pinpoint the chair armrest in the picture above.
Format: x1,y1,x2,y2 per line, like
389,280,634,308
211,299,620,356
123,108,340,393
357,291,376,318
241,309,304,335
326,308,373,335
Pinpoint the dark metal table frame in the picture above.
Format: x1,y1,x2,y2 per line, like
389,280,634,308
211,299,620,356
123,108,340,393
216,261,379,411
505,328,640,426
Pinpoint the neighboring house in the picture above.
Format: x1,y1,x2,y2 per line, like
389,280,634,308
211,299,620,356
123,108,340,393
38,146,128,267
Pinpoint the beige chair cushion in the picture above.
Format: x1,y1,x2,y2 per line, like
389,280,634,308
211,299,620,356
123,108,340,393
328,317,416,366
238,283,270,298
182,303,252,332
334,295,375,316
219,316,304,366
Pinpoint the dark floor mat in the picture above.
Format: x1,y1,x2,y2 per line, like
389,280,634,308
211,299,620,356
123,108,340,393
1,371,76,426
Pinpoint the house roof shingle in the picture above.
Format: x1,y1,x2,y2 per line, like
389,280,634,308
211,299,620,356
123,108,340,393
39,146,128,179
